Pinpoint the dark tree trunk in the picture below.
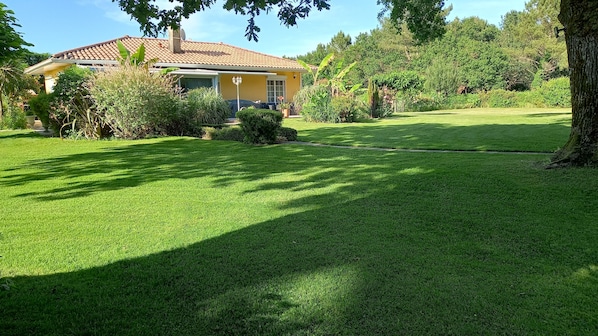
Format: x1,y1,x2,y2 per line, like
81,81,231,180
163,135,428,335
552,0,598,166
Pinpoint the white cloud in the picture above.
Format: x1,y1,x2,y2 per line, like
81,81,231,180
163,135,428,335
179,10,240,42
78,0,137,26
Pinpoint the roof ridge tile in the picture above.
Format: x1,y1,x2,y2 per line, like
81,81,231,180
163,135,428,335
50,35,305,71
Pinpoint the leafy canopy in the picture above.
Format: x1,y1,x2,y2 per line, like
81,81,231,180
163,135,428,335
0,3,33,63
114,0,446,43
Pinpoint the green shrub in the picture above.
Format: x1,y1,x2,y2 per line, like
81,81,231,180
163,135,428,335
202,126,217,140
237,108,283,144
539,77,571,107
27,92,52,129
91,64,181,139
484,89,517,108
278,126,298,141
443,94,481,109
331,95,362,122
185,88,231,125
159,99,203,137
372,71,423,92
203,126,245,142
298,85,339,123
530,69,545,90
48,66,95,136
0,104,26,130
293,85,318,115
425,61,461,96
406,93,443,112
514,90,546,108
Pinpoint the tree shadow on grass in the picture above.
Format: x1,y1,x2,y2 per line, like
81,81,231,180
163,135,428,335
1,121,571,202
1,136,598,334
2,183,597,334
0,131,43,140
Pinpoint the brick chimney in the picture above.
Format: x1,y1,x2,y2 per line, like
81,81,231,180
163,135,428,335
168,27,182,54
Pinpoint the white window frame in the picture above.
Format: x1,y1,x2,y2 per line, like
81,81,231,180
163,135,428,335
267,76,287,104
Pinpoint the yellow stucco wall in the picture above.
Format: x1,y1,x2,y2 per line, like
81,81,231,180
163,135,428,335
284,71,302,103
43,64,71,93
220,71,302,103
220,74,267,102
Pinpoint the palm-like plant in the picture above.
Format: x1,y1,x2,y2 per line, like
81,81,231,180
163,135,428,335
116,40,177,74
0,61,36,121
297,53,359,96
297,52,335,84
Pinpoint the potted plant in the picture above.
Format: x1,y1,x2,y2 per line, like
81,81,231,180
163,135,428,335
24,104,36,128
277,96,291,118
28,92,52,131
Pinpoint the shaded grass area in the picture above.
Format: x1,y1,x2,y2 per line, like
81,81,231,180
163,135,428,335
284,108,572,152
1,124,597,335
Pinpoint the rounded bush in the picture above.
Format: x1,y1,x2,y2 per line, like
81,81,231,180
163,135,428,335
278,126,298,141
236,109,283,144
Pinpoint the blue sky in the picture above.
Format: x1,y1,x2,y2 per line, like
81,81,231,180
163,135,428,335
4,0,527,58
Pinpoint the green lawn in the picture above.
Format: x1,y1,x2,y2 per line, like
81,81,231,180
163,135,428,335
285,108,572,152
1,109,597,335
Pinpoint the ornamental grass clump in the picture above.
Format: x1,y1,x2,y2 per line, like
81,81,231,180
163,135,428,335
185,87,231,125
294,85,338,123
90,64,181,139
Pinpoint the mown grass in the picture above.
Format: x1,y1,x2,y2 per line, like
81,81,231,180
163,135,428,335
1,109,597,335
285,108,572,152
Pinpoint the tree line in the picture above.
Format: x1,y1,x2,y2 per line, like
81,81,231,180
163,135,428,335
295,0,565,97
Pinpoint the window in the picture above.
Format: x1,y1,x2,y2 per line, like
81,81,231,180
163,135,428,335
267,80,286,103
180,77,214,91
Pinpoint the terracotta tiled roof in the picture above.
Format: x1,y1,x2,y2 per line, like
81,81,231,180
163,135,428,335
51,35,304,71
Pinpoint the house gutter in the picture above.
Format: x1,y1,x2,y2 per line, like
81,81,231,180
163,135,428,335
154,62,306,73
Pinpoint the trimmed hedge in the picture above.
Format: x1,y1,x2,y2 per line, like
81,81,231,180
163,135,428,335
278,126,298,141
236,109,283,144
202,126,245,142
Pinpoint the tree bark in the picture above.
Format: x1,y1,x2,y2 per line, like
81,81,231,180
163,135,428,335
552,0,598,166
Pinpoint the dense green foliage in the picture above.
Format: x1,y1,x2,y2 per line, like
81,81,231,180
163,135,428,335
538,76,571,107
0,3,32,63
296,85,338,123
236,108,283,144
0,102,25,129
26,91,51,128
295,0,568,113
47,66,96,136
115,0,445,43
372,71,423,93
330,95,365,122
0,3,39,126
45,64,239,140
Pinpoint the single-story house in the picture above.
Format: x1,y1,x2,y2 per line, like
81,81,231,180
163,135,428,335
25,29,306,112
